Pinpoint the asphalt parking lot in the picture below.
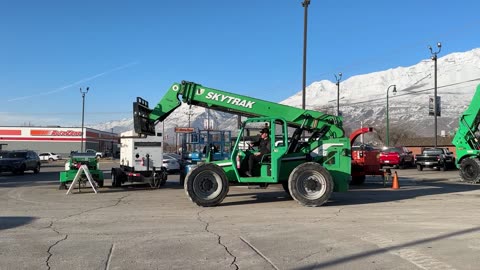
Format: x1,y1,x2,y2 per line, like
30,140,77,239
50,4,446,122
1,160,480,270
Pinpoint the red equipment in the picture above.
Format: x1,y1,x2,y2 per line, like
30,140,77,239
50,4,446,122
350,127,382,185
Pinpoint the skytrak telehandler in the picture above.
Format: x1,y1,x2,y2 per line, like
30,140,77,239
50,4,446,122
452,84,480,183
133,81,351,207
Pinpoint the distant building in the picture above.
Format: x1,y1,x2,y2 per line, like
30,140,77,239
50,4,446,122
0,126,118,157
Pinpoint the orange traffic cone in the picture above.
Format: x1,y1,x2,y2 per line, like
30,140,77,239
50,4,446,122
392,171,400,189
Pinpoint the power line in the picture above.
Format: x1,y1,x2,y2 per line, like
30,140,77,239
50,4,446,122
316,77,480,110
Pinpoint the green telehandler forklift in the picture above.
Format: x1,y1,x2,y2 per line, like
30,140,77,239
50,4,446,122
133,80,351,207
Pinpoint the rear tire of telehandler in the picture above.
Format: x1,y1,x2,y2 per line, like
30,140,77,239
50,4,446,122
288,162,333,207
185,163,229,207
459,158,480,183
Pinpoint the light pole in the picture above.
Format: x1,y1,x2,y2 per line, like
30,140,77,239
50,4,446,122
334,72,342,116
301,0,310,110
80,87,89,152
386,84,397,147
185,109,194,127
429,42,442,147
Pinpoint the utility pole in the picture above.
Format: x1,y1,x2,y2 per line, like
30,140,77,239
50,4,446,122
301,0,310,110
386,85,397,147
334,72,342,116
80,87,89,152
429,42,442,147
185,109,194,127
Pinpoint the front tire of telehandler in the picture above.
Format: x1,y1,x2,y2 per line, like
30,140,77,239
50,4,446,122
184,163,229,207
459,158,480,183
288,162,333,207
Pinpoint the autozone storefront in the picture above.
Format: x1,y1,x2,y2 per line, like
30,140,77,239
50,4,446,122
0,127,117,157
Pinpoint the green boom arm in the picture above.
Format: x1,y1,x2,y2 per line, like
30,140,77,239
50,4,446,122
134,80,345,138
452,84,480,165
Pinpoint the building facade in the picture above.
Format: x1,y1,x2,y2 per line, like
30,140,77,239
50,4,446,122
0,126,118,157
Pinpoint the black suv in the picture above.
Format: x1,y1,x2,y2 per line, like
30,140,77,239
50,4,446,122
0,150,41,175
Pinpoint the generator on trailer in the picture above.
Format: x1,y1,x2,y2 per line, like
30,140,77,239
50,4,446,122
452,84,480,183
111,130,167,188
133,80,351,207
59,152,104,189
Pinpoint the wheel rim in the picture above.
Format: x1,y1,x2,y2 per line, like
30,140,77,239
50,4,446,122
295,170,327,200
192,170,222,200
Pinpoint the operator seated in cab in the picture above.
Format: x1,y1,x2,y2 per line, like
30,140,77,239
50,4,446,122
246,128,271,177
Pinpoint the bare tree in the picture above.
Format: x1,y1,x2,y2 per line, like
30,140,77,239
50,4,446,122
374,125,417,147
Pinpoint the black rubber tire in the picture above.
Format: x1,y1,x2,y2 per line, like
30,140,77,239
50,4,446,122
16,165,26,175
417,164,423,171
184,163,229,207
440,162,447,171
33,163,40,174
459,158,480,183
59,183,67,190
111,168,122,187
288,162,333,207
160,178,167,187
281,181,292,198
399,160,405,169
350,175,366,185
97,180,104,188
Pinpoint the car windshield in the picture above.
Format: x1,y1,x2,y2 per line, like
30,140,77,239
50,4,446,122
7,152,27,158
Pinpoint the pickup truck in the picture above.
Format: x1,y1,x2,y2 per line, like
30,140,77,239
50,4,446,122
415,147,456,171
379,146,414,169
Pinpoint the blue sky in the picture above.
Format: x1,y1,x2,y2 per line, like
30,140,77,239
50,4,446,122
1,0,479,126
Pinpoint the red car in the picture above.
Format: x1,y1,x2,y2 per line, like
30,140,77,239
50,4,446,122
379,146,414,169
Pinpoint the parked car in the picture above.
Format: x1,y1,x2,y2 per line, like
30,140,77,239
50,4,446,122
163,153,181,172
85,149,104,159
0,150,9,159
415,147,456,171
38,152,62,162
379,146,414,169
0,150,41,175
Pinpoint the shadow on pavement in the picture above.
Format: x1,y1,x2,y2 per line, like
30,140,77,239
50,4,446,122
0,216,37,230
328,177,480,206
0,171,60,188
292,226,480,270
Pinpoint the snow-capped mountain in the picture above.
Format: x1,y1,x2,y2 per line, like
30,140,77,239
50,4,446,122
89,48,480,139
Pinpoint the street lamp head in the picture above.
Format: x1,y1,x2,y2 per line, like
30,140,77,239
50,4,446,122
429,42,442,56
393,85,397,95
335,72,342,84
80,87,90,94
